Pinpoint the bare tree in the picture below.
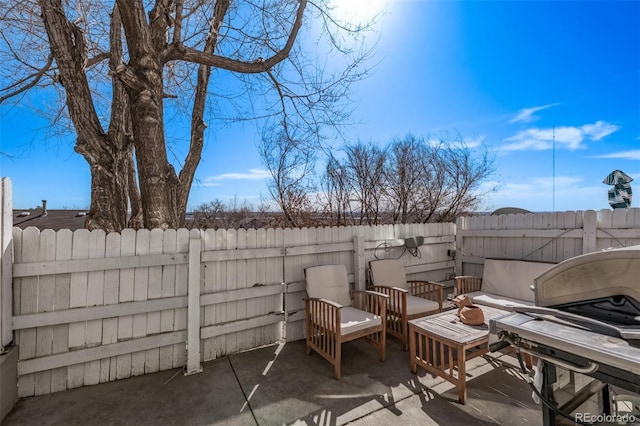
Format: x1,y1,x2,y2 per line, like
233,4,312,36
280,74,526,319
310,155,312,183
408,135,495,223
434,140,495,222
344,141,387,225
192,196,276,229
386,134,428,223
259,128,315,227
320,154,351,226
0,0,375,231
315,135,495,226
191,199,226,230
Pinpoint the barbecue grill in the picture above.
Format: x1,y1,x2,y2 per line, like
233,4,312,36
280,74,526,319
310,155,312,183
489,245,640,425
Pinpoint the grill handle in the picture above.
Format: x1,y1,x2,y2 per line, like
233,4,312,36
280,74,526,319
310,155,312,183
504,335,599,375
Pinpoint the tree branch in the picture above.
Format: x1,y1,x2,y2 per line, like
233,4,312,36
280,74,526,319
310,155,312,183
0,53,54,104
164,0,307,72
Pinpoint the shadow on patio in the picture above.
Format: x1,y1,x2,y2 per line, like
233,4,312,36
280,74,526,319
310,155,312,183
2,339,541,425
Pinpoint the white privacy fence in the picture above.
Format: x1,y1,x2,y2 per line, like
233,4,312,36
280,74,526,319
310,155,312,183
456,209,640,277
3,187,455,397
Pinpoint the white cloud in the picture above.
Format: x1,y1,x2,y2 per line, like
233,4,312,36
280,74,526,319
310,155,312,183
501,121,621,152
592,150,640,160
427,134,485,149
509,103,560,124
462,135,485,148
200,168,271,187
581,121,621,140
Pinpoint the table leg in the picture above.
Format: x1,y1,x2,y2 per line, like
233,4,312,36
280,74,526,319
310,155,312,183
457,344,467,404
409,324,417,373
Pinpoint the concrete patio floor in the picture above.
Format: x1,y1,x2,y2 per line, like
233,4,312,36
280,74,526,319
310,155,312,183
2,338,542,425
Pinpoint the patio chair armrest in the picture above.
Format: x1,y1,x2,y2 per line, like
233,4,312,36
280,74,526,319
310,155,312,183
305,297,342,332
370,286,408,296
408,280,444,311
351,290,388,316
408,280,445,288
455,276,482,294
370,286,407,315
305,297,342,309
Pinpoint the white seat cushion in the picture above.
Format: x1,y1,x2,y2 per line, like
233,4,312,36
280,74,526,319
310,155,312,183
468,291,534,310
405,294,439,316
341,307,382,335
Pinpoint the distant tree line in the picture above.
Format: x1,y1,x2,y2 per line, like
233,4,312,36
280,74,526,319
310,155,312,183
192,133,495,229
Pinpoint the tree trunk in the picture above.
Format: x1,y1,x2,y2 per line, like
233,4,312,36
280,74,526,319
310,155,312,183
116,0,179,229
129,89,179,229
83,149,130,232
39,0,130,232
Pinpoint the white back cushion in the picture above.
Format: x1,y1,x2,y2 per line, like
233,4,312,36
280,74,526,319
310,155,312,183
482,259,555,303
369,259,408,290
305,264,352,307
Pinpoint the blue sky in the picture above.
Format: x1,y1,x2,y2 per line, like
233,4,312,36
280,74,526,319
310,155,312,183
1,0,639,213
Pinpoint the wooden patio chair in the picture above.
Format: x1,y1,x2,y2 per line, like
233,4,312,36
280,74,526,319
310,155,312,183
305,264,388,379
455,275,483,295
369,259,444,349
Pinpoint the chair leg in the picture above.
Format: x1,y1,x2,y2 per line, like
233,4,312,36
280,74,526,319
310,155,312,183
379,331,386,362
334,343,342,379
402,320,409,351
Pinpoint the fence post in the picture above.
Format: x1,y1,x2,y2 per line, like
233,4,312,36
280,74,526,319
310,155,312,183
582,210,597,254
0,178,18,422
353,235,365,291
1,177,12,350
185,229,202,375
455,216,464,276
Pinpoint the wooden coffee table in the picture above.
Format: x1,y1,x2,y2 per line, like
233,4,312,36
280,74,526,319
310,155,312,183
409,305,508,404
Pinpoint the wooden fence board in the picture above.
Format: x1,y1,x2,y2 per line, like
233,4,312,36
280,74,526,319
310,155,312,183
159,229,177,371
200,314,282,340
18,331,186,376
224,229,238,356
236,228,251,352
144,229,163,374
51,229,71,392
243,229,257,350
204,229,224,359
13,297,187,329
84,230,106,386
13,253,188,277
202,229,217,361
16,228,39,399
284,227,307,342
102,232,120,382
172,229,189,368
34,229,55,395
116,229,136,380
67,229,89,389
131,229,150,376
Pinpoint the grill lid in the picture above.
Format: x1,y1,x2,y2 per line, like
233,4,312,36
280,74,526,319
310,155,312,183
534,245,640,308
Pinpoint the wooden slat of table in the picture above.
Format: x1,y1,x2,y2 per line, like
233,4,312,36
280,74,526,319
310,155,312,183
410,305,508,345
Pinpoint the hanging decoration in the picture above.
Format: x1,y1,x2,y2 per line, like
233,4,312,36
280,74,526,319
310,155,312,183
602,170,633,209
